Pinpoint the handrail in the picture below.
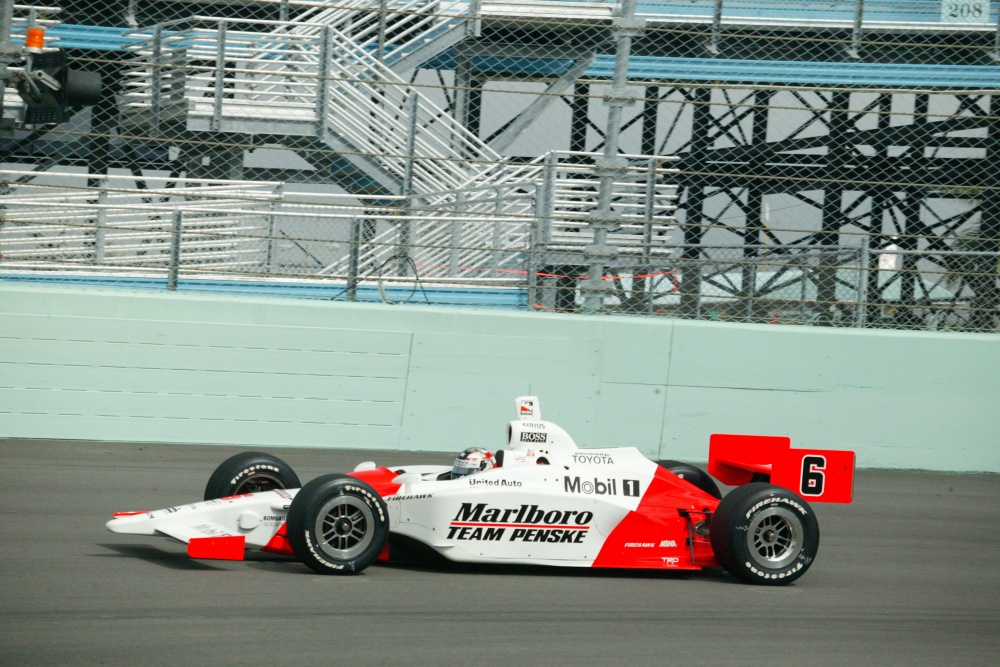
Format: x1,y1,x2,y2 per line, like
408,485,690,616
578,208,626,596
0,151,680,282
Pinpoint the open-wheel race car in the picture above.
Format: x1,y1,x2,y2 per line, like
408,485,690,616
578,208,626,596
106,397,855,585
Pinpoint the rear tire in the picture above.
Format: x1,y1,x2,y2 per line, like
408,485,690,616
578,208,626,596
286,474,389,575
710,483,819,585
656,460,722,499
204,452,301,501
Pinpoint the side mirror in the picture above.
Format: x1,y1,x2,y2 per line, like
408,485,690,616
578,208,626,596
391,473,423,494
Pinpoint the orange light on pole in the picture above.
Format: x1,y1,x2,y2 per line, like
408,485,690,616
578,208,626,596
25,27,46,54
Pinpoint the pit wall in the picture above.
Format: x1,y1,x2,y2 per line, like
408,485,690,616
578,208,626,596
1,284,997,472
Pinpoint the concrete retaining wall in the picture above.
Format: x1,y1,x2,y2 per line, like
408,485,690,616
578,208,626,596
1,284,997,471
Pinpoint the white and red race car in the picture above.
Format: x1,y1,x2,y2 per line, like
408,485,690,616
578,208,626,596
107,397,855,585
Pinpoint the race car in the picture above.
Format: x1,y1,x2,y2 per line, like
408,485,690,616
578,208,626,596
106,396,855,585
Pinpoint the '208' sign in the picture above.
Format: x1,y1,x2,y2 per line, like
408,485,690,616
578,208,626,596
940,1,990,23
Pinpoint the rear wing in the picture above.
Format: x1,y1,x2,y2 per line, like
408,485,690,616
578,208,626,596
708,434,856,504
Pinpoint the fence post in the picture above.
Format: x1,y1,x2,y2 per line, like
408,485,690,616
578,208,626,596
848,0,865,59
491,188,502,277
210,20,227,132
542,152,557,244
167,209,183,290
642,157,657,313
855,242,869,329
402,92,418,198
265,182,282,274
347,214,362,302
315,25,332,140
150,24,163,137
527,180,545,311
708,0,723,55
377,0,388,61
94,178,108,263
399,93,419,260
469,0,483,37
449,192,463,278
582,0,643,313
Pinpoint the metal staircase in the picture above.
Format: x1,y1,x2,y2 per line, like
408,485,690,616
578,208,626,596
120,3,491,199
110,3,678,285
278,0,480,79
117,5,539,273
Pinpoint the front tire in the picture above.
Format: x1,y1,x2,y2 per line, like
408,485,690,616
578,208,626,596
204,452,301,501
710,483,819,585
286,474,389,575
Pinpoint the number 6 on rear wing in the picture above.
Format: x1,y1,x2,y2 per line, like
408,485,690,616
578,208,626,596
707,434,856,503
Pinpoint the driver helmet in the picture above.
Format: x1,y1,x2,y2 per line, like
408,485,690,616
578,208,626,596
452,447,496,477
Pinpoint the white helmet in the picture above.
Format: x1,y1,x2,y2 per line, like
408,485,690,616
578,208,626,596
452,447,496,477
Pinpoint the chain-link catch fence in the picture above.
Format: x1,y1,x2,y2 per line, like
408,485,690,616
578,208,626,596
1,0,998,332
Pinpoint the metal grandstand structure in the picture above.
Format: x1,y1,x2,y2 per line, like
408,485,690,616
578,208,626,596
2,0,999,331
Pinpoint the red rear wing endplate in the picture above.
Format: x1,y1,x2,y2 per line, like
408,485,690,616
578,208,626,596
708,434,856,503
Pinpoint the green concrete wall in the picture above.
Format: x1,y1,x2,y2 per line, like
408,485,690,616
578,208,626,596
1,283,997,472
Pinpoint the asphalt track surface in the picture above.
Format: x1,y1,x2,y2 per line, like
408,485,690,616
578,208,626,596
1,441,997,667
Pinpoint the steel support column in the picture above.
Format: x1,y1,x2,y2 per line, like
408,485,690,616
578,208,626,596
866,93,893,324
972,95,1000,329
742,89,772,321
570,82,589,154
641,85,658,157
581,0,643,313
896,93,929,328
679,86,711,319
818,91,851,325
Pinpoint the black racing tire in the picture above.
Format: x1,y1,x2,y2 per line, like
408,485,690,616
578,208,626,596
710,483,820,586
203,452,301,501
656,460,722,499
285,474,389,575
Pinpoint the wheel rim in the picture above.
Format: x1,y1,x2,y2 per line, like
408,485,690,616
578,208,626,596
234,473,284,495
745,507,803,570
313,495,375,561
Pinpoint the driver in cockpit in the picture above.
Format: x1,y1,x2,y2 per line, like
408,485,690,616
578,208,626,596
450,447,497,477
